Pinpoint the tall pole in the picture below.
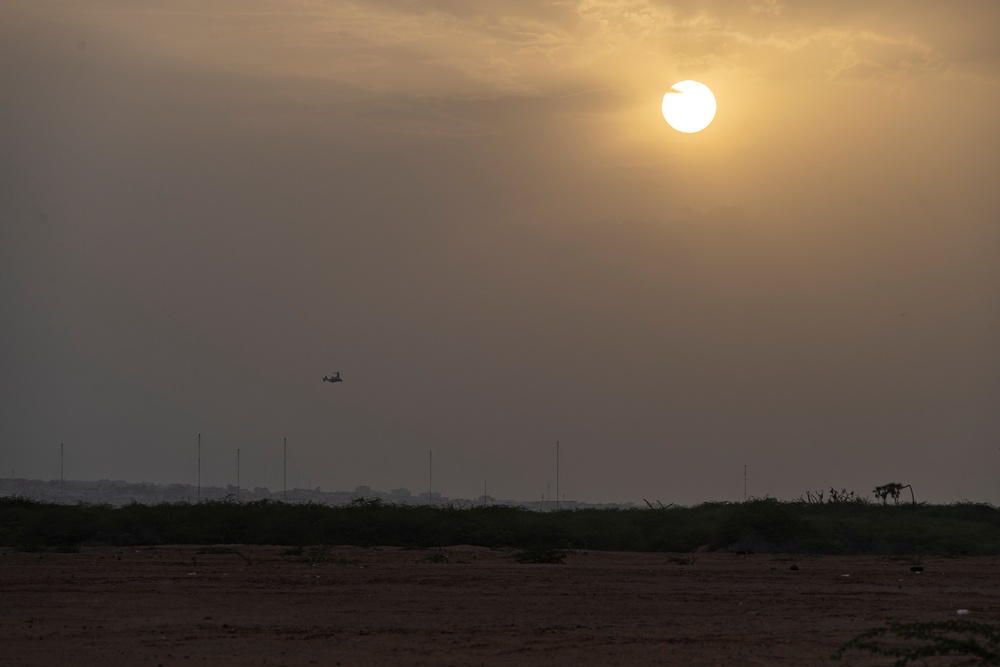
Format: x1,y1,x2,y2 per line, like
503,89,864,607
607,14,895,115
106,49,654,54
744,464,747,502
60,443,64,503
237,448,240,501
283,437,287,501
556,440,560,510
428,450,433,504
197,432,201,502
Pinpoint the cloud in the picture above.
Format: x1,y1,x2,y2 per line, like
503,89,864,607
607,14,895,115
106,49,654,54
10,0,998,109
750,0,782,17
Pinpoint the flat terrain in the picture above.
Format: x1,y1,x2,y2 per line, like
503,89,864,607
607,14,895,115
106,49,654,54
2,546,998,666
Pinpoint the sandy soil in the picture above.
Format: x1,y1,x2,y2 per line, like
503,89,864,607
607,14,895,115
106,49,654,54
2,545,999,666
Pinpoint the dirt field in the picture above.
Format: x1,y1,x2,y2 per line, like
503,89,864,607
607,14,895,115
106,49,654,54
2,545,998,666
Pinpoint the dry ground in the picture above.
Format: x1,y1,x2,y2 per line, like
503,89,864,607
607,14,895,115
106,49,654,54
2,545,999,666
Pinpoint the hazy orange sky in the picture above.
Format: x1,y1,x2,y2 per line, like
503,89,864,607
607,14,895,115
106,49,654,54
2,0,998,503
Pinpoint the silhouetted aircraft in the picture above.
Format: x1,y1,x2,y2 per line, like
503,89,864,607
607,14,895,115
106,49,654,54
323,372,342,383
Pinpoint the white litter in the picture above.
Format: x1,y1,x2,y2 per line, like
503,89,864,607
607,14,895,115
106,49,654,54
957,609,970,615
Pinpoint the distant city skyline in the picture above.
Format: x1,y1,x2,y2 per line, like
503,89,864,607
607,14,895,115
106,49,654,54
0,476,613,511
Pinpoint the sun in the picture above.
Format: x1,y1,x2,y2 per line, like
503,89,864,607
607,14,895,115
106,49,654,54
661,80,717,133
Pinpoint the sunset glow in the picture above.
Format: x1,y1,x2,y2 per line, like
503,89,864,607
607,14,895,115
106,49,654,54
2,0,998,507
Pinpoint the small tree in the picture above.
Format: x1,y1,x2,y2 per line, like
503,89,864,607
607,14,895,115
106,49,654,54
874,483,915,506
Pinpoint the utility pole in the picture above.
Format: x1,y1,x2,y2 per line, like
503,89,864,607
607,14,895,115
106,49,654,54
60,443,64,503
283,437,287,501
237,448,240,501
744,464,747,502
556,440,560,510
428,450,433,504
197,433,201,502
